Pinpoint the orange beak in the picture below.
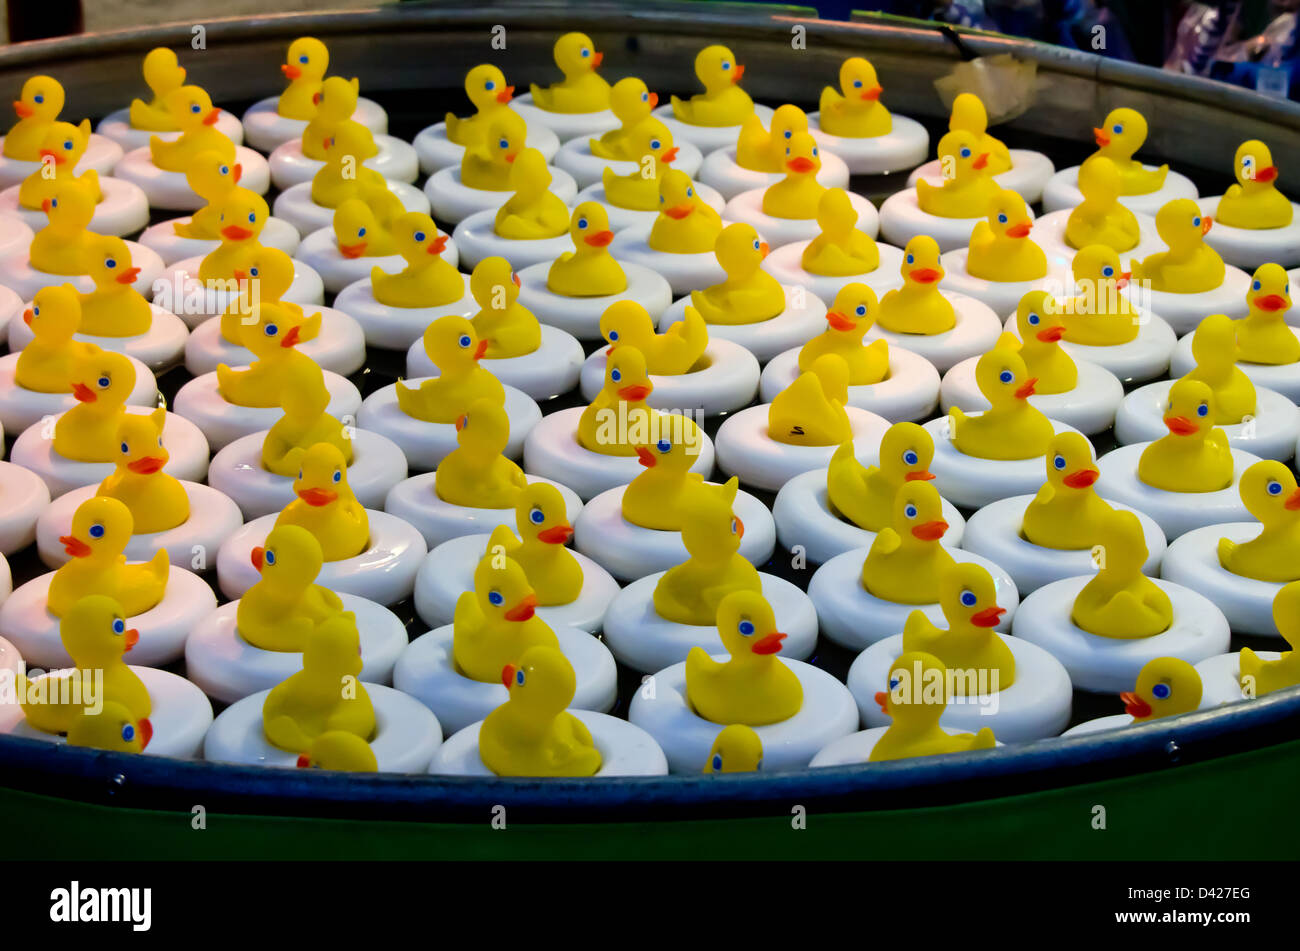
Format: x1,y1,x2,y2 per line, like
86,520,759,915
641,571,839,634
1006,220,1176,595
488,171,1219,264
1286,488,1300,511
338,241,367,259
124,628,139,651
972,152,989,170
618,383,652,401
592,52,604,68
1063,468,1099,489
759,241,770,258
1121,691,1152,719
1015,378,1038,399
503,152,517,164
874,690,889,714
115,266,141,285
202,108,221,126
786,156,817,174
663,202,694,219
232,163,243,183
583,229,614,247
138,717,153,750
861,85,883,101
1035,325,1065,342
496,85,515,104
71,382,96,402
635,446,656,467
298,487,339,507
511,271,521,287
454,414,467,432
1255,293,1289,312
732,64,745,83
1006,221,1032,239
296,754,311,768
280,325,302,348
751,632,786,655
312,92,322,106
22,308,32,326
282,63,302,80
504,593,539,622
41,198,51,213
826,311,857,332
501,664,517,688
909,267,941,284
1115,271,1131,290
13,100,33,118
474,338,489,360
251,546,264,571
60,535,91,557
1255,166,1279,183
971,606,1006,628
38,148,66,166
233,269,248,282
1164,415,1198,436
127,456,165,474
904,469,935,482
427,234,449,255
1093,128,1110,147
1201,215,1213,235
647,92,660,108
221,224,254,241
660,146,679,165
911,520,948,541
537,524,574,544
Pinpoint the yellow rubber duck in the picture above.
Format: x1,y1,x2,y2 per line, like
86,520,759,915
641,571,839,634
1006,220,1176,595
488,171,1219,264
1066,156,1141,252
1216,140,1292,229
48,496,169,618
826,421,935,532
453,549,559,684
397,316,505,424
1120,657,1202,720
546,201,625,296
1001,289,1076,394
1072,508,1171,638
310,122,387,208
818,57,891,138
469,256,539,359
600,299,707,376
19,595,150,735
262,612,374,753
1085,107,1167,196
433,397,527,509
599,118,680,210
877,235,955,334
217,302,321,408
461,109,526,192
529,32,610,114
870,650,996,762
277,37,329,121
1240,581,1300,697
590,77,658,160
799,283,888,384
946,93,1010,173
902,561,1013,690
687,589,802,725
485,482,581,605
861,480,956,604
768,353,852,446
371,211,462,309
800,187,881,277
689,222,782,324
670,44,753,127
67,700,152,754
128,48,186,131
948,347,1054,460
577,345,656,455
241,524,346,652
916,129,1000,219
29,181,98,276
148,85,233,172
52,348,138,462
14,283,93,393
296,730,377,771
77,235,152,336
1179,313,1256,424
445,64,515,148
1137,378,1233,493
735,103,809,173
261,359,353,477
173,149,246,240
1217,460,1300,582
493,147,569,239
302,76,370,162
331,197,397,259
1021,431,1113,550
704,723,763,773
95,409,189,535
620,427,707,531
18,120,100,212
480,645,602,777
648,167,723,254
1237,263,1295,364
218,247,313,347
966,189,1047,282
4,75,66,161
1060,245,1140,346
761,130,826,221
653,477,759,624
1130,199,1224,293
274,442,369,562
198,191,270,283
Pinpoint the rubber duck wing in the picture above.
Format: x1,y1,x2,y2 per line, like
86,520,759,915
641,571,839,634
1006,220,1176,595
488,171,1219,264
873,527,901,555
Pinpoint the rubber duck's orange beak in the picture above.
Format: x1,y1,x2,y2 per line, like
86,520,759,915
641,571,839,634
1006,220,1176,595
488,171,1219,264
282,63,302,80
759,241,770,258
427,234,449,255
732,515,745,540
786,156,817,174
1015,378,1037,399
22,308,32,326
861,85,883,101
618,383,652,401
138,717,153,750
1286,488,1300,511
1255,293,1290,311
13,100,33,118
232,162,243,183
296,754,311,768
202,108,221,126
1115,270,1131,289
1063,467,1099,489
503,152,517,164
1163,415,1198,436
233,269,248,282
537,524,574,544
1035,324,1065,342
221,224,254,241
1255,166,1279,183
660,146,680,165
454,414,467,431
312,92,322,106
1201,215,1213,235
71,382,96,402
874,690,889,714
970,606,1006,628
115,266,141,285
664,202,694,219
592,52,604,68
636,446,656,467
280,325,302,348
648,92,660,108
496,85,515,104
972,152,989,170
1093,128,1110,147
473,338,488,360
251,545,265,571
124,628,139,651
512,271,521,287
751,631,786,655
59,535,91,557
909,267,941,284
584,229,615,247
1121,691,1152,719
298,487,338,507
504,593,538,622
38,148,66,165
904,469,935,481
338,241,368,259
732,64,745,83
911,519,948,541
1006,220,1032,238
826,311,857,332
41,198,52,213
127,455,166,474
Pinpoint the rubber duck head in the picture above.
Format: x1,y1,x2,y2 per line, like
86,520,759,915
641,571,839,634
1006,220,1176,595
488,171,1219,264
277,357,331,420
292,442,353,510
67,699,152,754
453,396,511,459
514,482,573,546
1095,507,1151,577
704,723,763,773
1237,459,1300,526
1045,430,1099,492
142,47,185,98
85,235,143,291
769,103,810,146
1161,377,1217,441
566,200,615,253
657,168,705,221
694,44,745,93
283,37,329,84
623,118,678,176
506,146,553,198
60,495,134,566
600,299,657,354
315,75,361,123
236,246,296,301
1093,107,1147,158
948,92,988,135
938,561,1007,631
1015,288,1066,344
23,282,81,341
500,644,577,714
1187,312,1243,376
714,221,768,278
1071,243,1129,290
891,478,948,544
814,187,862,239
184,148,242,199
601,344,653,403
900,235,945,287
839,56,882,101
464,64,513,111
250,523,325,588
717,589,787,661
301,611,364,683
296,731,378,772
1120,656,1202,721
422,314,488,371
391,211,449,264
776,129,821,194
331,198,379,259
37,119,90,170
114,407,169,476
215,191,269,242
805,352,849,405
1077,155,1123,206
879,421,937,482
68,347,136,409
634,422,697,474
973,345,1037,408
553,31,603,78
934,129,989,183
1233,139,1279,188
609,76,657,125
323,120,376,167
473,550,540,624
1247,263,1290,316
242,301,316,357
876,650,948,725
1153,197,1212,250
13,75,64,122
59,593,137,670
987,188,1033,239
679,476,744,562
825,282,878,338
41,180,94,232
470,255,520,311
164,84,221,132
483,108,527,166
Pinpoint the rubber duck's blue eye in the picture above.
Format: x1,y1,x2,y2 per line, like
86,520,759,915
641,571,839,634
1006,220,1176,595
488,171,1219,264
611,368,622,382
997,213,1008,224
906,254,914,264
529,507,545,524
903,450,918,465
485,80,495,90
960,590,977,607
357,227,366,237
1028,312,1040,324
904,504,918,519
1152,682,1171,700
640,91,648,102
686,187,694,197
753,239,761,251
112,618,125,634
458,334,472,348
105,258,116,269
488,590,504,606
1112,123,1123,134
1192,216,1202,228
250,267,259,277
63,140,72,150
298,470,303,480
650,139,661,150
1197,403,1209,417
97,376,110,388
516,669,525,685
730,517,740,534
711,753,722,771
248,212,256,223
120,442,130,454
608,330,619,341
1253,280,1262,291
1102,265,1114,277
577,218,588,229
414,231,426,242
498,138,509,149
722,62,731,70
738,620,755,636
265,549,276,565
998,370,1014,384
34,95,43,104
191,104,201,113
32,306,38,316
264,323,278,336
50,198,56,208
121,724,134,742
90,524,105,538
332,469,341,483
1268,480,1283,495
1054,454,1067,470
855,304,866,316
581,48,591,57
299,54,309,64
812,146,818,157
220,165,229,175
889,676,900,691
960,147,971,158
657,439,670,452
853,79,863,88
